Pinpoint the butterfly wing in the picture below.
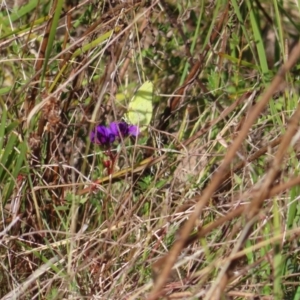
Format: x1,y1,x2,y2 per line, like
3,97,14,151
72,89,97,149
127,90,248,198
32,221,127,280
126,81,153,129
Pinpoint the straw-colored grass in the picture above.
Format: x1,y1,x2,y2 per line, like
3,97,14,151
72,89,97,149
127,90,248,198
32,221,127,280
1,0,300,299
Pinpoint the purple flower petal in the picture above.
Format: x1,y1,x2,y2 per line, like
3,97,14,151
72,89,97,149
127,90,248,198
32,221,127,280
90,125,116,145
96,126,109,144
128,125,140,137
118,122,130,136
109,122,127,138
109,122,130,138
91,122,140,146
109,122,119,137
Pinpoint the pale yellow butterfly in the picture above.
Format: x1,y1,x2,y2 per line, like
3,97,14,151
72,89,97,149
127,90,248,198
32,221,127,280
125,81,153,131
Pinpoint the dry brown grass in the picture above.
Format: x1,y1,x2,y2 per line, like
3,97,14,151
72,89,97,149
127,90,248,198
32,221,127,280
1,0,300,299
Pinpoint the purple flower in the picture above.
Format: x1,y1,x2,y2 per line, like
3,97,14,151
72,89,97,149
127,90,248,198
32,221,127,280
109,122,140,138
90,122,140,146
90,125,115,145
109,122,129,138
128,125,140,137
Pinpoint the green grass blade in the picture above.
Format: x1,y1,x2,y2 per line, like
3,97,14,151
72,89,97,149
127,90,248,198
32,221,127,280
3,141,27,204
0,132,18,182
246,0,269,74
0,105,7,151
1,0,39,26
41,0,64,83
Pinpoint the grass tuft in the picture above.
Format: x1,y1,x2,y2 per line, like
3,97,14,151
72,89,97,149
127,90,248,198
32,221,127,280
1,0,300,299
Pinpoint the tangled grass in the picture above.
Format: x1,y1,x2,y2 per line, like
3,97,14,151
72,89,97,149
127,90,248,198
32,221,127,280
1,0,300,299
